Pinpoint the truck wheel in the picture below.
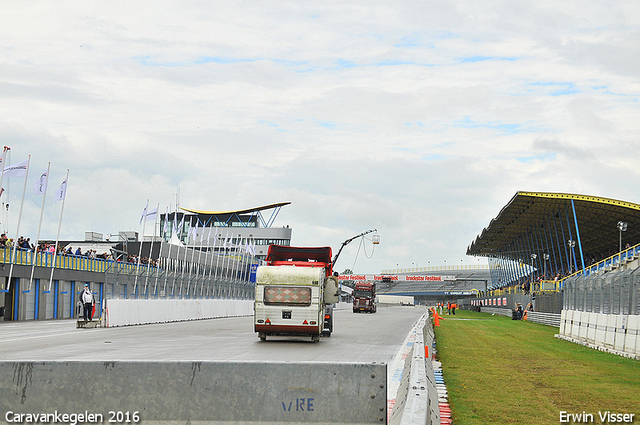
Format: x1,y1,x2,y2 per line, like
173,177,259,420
258,333,267,341
312,335,320,342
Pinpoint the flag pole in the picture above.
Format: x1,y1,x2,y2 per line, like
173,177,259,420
179,220,191,298
205,227,218,298
153,204,165,297
221,231,231,298
0,147,10,227
173,211,185,297
164,208,175,297
145,202,160,297
48,170,69,291
133,199,149,295
196,221,205,297
29,162,50,290
187,220,199,297
198,225,210,297
7,155,31,292
0,147,10,236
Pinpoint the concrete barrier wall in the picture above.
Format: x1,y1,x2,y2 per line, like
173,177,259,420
556,309,639,360
104,298,254,327
388,312,441,425
0,361,387,424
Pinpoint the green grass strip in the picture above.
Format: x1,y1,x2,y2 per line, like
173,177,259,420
433,310,640,425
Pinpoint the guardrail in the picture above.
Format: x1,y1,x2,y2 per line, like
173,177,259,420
0,247,142,274
526,311,561,327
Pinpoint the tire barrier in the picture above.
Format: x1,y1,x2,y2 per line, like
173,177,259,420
1,361,387,424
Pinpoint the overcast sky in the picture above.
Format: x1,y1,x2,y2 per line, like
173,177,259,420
1,1,639,273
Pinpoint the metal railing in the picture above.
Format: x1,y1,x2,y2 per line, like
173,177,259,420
0,247,115,273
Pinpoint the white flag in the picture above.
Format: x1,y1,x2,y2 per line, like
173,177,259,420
33,172,48,195
54,179,67,201
140,201,149,225
0,146,9,169
200,225,205,243
3,159,28,178
177,215,184,234
190,222,199,242
144,206,158,222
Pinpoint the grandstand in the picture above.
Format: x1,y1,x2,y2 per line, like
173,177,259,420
376,268,490,304
467,191,640,290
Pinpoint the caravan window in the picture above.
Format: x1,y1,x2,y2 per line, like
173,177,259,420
264,286,311,306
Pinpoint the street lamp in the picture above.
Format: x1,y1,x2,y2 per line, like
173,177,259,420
617,221,628,252
530,253,537,280
543,253,549,279
568,239,576,273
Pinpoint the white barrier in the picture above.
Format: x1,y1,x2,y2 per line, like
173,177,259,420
1,361,387,424
556,309,640,360
388,311,441,425
104,299,254,327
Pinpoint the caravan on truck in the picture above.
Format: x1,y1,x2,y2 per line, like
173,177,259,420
254,245,339,342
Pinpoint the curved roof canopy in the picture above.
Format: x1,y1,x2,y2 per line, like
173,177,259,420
467,192,640,263
180,202,291,215
173,202,291,229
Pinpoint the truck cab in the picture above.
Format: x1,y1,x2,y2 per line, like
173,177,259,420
353,281,377,313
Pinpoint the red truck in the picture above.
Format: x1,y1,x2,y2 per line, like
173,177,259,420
353,281,377,313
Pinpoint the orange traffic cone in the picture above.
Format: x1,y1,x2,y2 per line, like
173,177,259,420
432,308,441,327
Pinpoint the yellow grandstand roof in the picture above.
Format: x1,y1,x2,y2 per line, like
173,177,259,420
467,191,640,261
179,202,291,216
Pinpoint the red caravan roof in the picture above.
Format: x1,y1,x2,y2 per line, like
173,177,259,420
265,245,333,272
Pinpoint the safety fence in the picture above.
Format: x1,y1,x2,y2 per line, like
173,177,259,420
103,242,256,301
562,267,640,315
1,242,258,322
556,268,640,359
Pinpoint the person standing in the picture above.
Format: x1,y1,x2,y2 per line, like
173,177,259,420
81,284,95,322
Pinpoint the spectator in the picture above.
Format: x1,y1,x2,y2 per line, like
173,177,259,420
75,247,82,256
